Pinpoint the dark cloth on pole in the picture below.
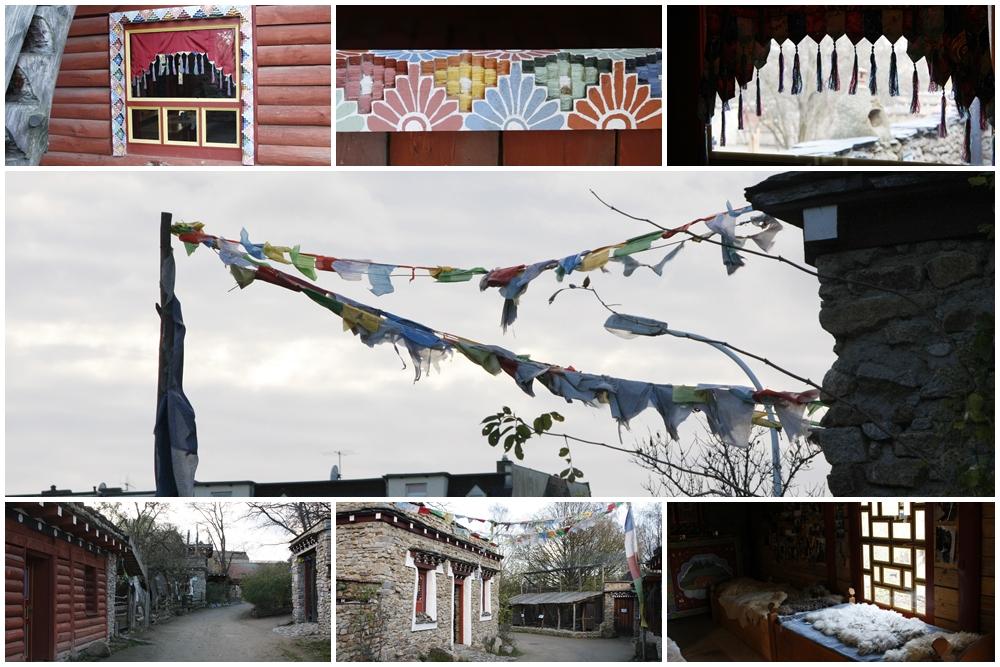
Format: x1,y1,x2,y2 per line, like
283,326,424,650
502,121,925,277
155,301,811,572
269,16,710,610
154,227,198,496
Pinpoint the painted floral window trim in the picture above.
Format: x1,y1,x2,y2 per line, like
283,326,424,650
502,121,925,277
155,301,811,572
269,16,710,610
372,49,463,63
367,63,463,132
336,89,365,132
465,62,563,131
568,61,661,130
469,49,560,61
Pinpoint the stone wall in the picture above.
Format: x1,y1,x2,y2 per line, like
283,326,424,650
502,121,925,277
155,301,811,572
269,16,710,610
815,238,993,496
510,626,603,639
601,581,636,634
336,503,500,661
107,553,118,639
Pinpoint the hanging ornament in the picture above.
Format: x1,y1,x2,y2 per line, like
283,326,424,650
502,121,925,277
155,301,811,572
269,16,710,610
828,43,841,91
755,68,762,116
961,115,971,163
848,45,859,94
778,44,785,93
720,98,727,147
909,68,920,113
738,87,744,130
888,45,899,97
211,64,216,83
815,43,823,92
868,45,878,95
938,89,947,138
790,45,803,95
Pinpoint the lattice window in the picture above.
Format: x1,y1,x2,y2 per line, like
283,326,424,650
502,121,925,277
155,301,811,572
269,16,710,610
858,501,928,617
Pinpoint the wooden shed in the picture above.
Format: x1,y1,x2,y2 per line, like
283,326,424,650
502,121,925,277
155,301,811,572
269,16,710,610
5,503,133,661
34,4,330,166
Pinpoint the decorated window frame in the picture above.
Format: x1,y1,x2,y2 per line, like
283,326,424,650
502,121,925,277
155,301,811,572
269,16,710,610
858,501,931,619
127,105,162,144
406,550,439,631
336,49,662,132
109,5,254,164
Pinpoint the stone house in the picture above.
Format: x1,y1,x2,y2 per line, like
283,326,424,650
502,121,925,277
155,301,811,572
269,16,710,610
336,502,502,661
745,172,994,496
291,518,332,628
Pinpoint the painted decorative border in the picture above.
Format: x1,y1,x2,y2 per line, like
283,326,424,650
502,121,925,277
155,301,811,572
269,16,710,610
109,5,254,164
336,49,661,132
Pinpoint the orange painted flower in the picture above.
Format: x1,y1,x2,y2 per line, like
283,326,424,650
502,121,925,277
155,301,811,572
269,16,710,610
568,61,661,130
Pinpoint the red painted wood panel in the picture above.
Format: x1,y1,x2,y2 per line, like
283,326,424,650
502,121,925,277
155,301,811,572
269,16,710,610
257,5,331,26
56,69,109,88
62,34,110,54
336,133,387,166
40,152,243,166
258,65,331,86
617,130,662,166
52,87,109,105
389,132,499,166
48,118,111,139
67,16,108,37
503,130,614,166
50,104,111,121
256,23,330,46
257,144,331,166
47,135,112,155
257,105,330,126
59,52,108,70
258,125,330,147
257,86,330,106
257,44,330,67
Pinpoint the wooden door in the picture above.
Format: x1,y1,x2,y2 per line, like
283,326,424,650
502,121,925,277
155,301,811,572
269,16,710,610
453,579,464,644
614,597,634,637
25,555,53,661
304,553,318,623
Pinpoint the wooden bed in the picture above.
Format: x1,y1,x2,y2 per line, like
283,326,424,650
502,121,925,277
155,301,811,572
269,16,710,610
710,584,995,662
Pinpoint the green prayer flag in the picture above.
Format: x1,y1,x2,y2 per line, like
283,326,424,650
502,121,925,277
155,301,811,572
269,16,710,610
183,242,198,256
303,288,343,316
672,386,709,403
455,342,502,375
229,265,256,289
289,245,317,281
434,267,489,283
612,231,664,258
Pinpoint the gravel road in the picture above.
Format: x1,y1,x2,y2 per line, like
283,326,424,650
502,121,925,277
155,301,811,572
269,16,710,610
103,603,327,662
512,633,636,662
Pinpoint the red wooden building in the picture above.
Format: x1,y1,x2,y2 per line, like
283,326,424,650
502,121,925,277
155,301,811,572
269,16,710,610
5,503,133,661
40,4,330,166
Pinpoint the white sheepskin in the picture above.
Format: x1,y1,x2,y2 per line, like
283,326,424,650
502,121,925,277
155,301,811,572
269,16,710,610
666,637,686,662
883,631,982,662
804,603,931,655
715,577,795,627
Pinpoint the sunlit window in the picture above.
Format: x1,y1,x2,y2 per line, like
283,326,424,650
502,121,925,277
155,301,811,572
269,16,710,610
859,501,928,617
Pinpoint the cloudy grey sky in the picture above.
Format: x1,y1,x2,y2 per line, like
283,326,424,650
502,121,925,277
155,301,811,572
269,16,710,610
5,171,835,497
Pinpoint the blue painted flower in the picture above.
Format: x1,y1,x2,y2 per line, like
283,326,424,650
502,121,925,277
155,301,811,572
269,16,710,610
372,50,462,63
465,63,564,131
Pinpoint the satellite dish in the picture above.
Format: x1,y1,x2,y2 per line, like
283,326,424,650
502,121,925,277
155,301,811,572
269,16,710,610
98,482,107,492
331,465,340,481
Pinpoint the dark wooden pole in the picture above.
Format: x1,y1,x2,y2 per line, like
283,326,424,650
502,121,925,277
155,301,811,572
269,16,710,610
155,212,173,494
957,502,983,632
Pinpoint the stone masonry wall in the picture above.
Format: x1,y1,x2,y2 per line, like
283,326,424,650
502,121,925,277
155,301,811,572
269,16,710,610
815,238,994,496
336,503,500,661
291,521,331,630
107,553,118,640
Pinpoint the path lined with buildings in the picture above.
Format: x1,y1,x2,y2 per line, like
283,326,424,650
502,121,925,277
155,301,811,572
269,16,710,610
512,633,636,662
103,603,303,662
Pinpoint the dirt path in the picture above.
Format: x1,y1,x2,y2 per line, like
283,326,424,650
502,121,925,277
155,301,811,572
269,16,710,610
103,603,324,662
511,633,636,662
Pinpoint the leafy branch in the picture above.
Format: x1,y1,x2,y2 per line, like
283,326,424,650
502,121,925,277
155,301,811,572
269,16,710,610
482,407,594,483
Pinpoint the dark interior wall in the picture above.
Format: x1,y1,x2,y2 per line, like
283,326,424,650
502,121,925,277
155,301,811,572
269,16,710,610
665,5,705,165
669,503,756,578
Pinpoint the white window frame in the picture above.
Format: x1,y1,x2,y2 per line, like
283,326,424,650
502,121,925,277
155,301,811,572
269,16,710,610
405,551,439,631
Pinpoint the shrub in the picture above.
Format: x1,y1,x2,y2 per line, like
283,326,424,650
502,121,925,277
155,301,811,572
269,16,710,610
206,582,226,605
241,562,292,611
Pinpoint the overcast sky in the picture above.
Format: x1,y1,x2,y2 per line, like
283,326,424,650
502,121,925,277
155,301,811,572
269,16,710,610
5,171,836,497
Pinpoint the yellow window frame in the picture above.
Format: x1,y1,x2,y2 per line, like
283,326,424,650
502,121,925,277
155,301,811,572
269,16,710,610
200,107,241,147
127,105,162,144
163,107,200,146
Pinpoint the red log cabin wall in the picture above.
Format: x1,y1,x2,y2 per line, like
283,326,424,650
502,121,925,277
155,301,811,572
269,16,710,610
40,5,331,166
5,519,110,661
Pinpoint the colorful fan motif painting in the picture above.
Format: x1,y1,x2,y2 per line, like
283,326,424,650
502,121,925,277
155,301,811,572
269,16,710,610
336,49,661,132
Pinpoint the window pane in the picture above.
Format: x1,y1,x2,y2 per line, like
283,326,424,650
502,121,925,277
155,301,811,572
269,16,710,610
904,570,912,589
129,31,238,100
883,567,901,586
166,109,198,142
915,510,925,540
873,522,890,538
131,108,159,140
916,584,926,614
205,109,239,145
893,547,912,565
881,502,897,517
893,521,911,540
861,511,869,537
873,566,881,583
863,544,871,570
873,545,890,562
894,590,912,611
864,574,871,602
874,586,891,606
916,549,926,579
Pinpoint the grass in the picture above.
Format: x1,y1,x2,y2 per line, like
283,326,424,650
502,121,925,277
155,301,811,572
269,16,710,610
280,638,332,662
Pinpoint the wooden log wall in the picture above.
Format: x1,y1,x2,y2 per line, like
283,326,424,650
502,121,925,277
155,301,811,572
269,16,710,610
5,520,109,661
748,503,838,591
255,5,331,166
981,502,995,633
336,129,662,166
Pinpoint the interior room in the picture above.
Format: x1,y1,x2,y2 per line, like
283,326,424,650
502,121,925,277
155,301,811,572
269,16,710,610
666,501,994,662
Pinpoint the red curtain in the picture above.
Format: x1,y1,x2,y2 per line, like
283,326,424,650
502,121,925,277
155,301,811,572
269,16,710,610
130,28,238,79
